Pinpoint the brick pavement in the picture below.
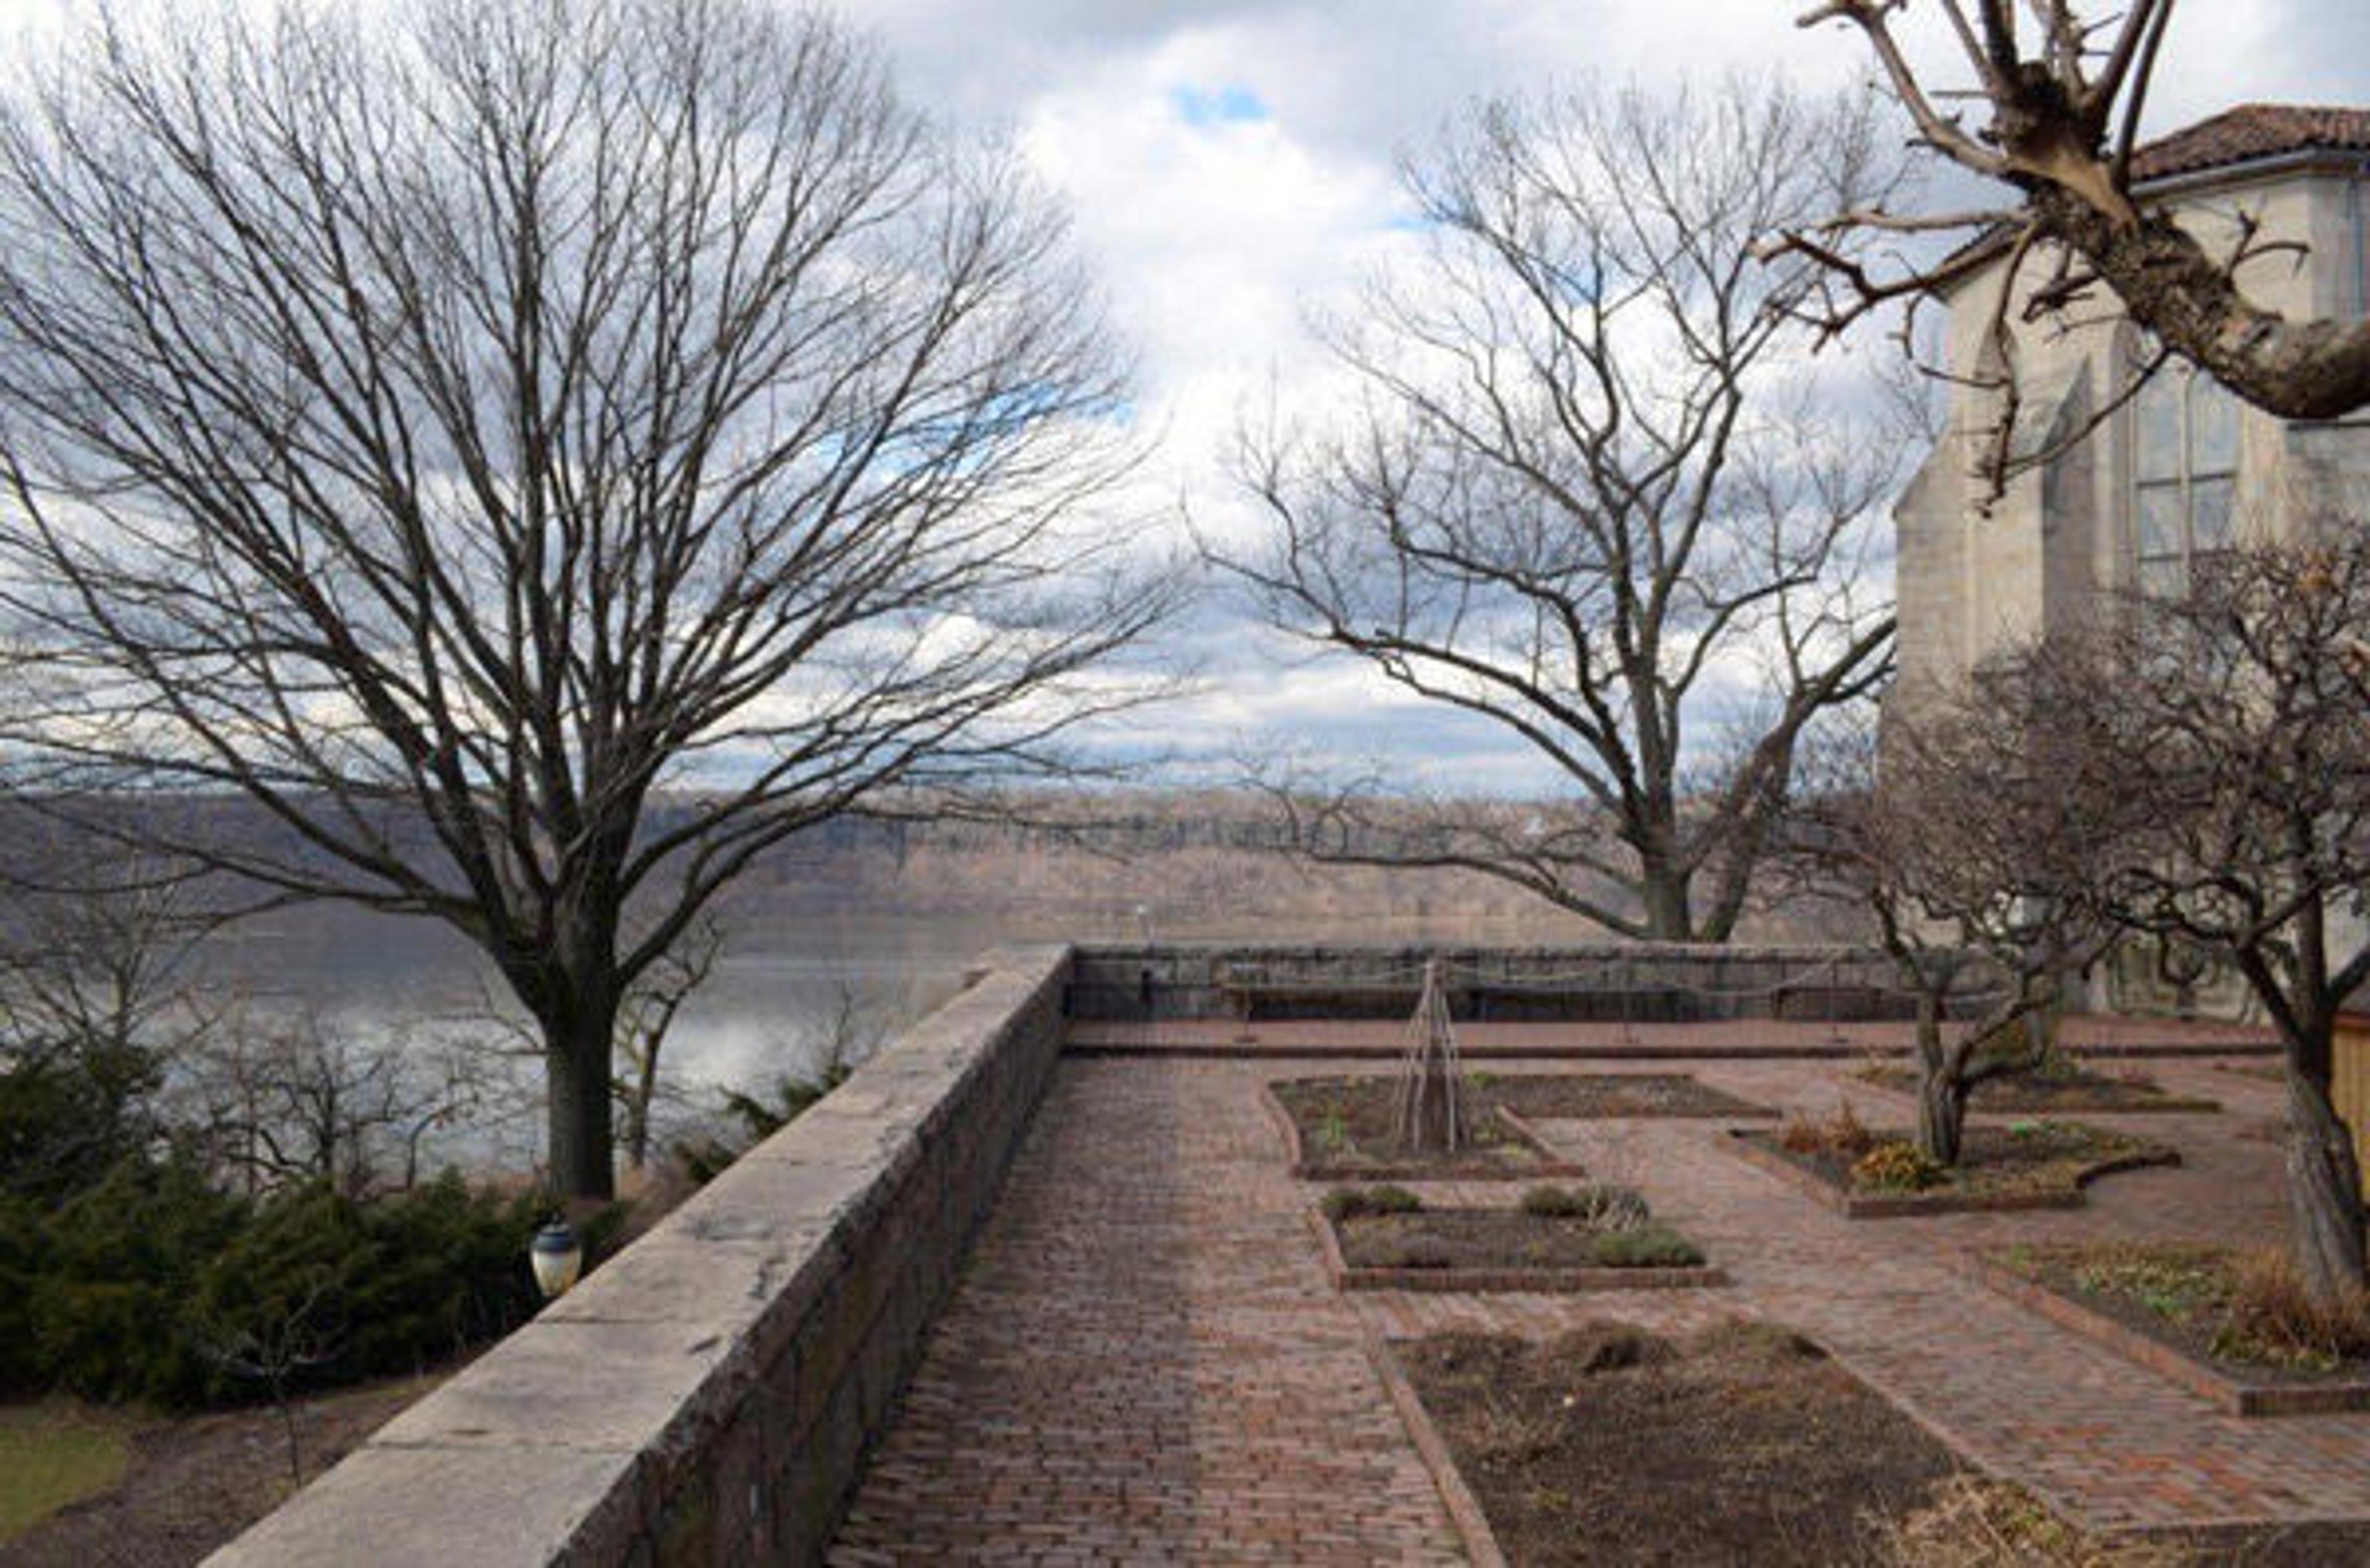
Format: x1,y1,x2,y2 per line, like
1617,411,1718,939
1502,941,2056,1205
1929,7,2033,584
835,1048,2370,1560
828,1058,1467,1565
1353,1057,2370,1534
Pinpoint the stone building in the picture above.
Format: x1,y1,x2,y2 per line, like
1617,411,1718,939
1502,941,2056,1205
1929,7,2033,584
1892,106,2370,1013
1895,104,2370,696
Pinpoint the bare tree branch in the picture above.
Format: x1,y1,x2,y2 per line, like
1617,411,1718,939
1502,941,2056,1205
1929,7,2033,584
1210,80,1904,942
0,0,1175,1197
1790,0,2370,444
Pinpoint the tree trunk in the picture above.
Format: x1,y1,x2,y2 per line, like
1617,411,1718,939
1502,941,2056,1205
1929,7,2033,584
620,1050,654,1172
1908,990,1969,1166
1916,1071,1969,1167
2287,1067,2369,1308
1639,865,1695,943
545,1005,619,1201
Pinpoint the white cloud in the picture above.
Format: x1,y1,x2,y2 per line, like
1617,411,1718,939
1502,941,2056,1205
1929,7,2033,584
844,1,2370,789
2,0,2358,790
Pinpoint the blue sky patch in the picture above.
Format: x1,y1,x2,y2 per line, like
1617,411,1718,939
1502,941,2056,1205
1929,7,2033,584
1170,84,1270,128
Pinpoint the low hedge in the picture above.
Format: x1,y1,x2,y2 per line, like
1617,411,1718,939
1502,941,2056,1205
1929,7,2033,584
0,1161,587,1409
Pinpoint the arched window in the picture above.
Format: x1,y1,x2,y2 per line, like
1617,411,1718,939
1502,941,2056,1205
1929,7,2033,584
2133,365,2239,595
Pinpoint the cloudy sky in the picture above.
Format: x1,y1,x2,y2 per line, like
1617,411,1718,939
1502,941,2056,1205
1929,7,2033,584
5,0,2364,795
823,1,2370,792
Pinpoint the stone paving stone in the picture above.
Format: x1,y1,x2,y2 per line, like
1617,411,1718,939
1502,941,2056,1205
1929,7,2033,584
836,1048,2369,1558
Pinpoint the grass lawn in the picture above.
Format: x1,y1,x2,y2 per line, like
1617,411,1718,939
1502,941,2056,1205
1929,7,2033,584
0,1401,138,1543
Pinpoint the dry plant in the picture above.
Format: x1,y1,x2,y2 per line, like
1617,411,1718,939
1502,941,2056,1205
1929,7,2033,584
1778,1099,1876,1159
1869,1475,2194,1568
2220,1251,2370,1369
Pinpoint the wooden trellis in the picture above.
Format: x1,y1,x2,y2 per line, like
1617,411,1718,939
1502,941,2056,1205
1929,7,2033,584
1392,957,1469,1152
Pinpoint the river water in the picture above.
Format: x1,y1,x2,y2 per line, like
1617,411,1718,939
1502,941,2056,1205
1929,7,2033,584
177,898,1590,1172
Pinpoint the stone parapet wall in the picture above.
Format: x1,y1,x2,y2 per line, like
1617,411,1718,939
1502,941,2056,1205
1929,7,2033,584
1067,942,1948,1023
206,944,1074,1568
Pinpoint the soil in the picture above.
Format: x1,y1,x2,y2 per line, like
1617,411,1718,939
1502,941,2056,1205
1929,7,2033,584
1473,1072,1775,1119
2001,1241,2370,1385
1273,1073,1768,1178
1856,1064,2219,1114
1753,1120,2177,1206
1271,1077,1564,1178
0,1373,445,1568
1334,1208,1698,1272
1395,1321,1958,1566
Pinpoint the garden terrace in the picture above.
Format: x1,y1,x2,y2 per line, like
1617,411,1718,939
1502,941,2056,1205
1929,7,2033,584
205,944,2362,1567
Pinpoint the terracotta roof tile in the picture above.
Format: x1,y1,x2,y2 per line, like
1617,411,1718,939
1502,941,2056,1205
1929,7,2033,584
2131,104,2370,183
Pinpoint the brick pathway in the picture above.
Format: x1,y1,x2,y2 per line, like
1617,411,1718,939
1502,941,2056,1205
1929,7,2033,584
829,1058,1466,1565
836,1049,2370,1560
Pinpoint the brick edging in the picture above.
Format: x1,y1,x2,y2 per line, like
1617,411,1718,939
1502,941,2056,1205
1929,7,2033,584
1360,1337,1510,1568
1971,1255,2370,1418
1717,1128,2180,1218
1258,1081,1587,1182
1304,1207,1728,1294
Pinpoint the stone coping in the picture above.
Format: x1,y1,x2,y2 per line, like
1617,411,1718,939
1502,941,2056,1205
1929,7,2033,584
1973,1255,2370,1419
1072,940,1906,962
206,945,1074,1568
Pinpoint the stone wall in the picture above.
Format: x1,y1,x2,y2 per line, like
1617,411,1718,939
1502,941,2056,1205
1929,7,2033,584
206,944,1073,1568
1066,942,1929,1023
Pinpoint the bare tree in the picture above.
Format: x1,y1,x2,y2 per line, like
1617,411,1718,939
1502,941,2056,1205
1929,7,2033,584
0,0,1168,1197
191,1276,341,1488
612,919,720,1174
180,1012,492,1198
1782,692,2125,1164
2053,534,2370,1306
1212,81,1902,942
1774,2,2370,428
0,879,207,1195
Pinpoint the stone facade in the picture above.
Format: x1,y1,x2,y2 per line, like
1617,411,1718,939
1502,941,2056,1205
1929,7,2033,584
1895,118,2370,697
1893,111,2370,1015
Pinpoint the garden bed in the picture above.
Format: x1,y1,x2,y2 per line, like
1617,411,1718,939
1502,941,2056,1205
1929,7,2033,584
1855,1063,2220,1114
1470,1071,1776,1119
1311,1186,1722,1292
1979,1242,2370,1417
1266,1073,1768,1180
2215,1061,2289,1085
1386,1321,1960,1566
1727,1118,2179,1217
1264,1079,1583,1180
